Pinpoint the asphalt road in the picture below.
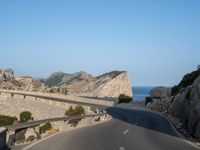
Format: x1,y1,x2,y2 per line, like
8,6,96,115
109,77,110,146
26,107,199,150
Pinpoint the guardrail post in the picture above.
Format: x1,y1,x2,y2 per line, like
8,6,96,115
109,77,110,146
87,106,91,112
96,109,99,114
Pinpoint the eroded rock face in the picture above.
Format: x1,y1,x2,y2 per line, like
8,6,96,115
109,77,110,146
80,71,132,98
0,67,44,91
146,86,171,113
16,76,44,91
42,71,133,98
0,67,132,98
171,75,200,138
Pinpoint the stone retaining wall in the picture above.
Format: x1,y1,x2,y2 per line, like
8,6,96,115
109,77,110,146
0,90,114,107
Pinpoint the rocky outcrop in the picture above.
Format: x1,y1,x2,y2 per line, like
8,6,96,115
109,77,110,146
149,86,170,98
0,68,20,90
42,71,132,98
146,87,171,113
80,71,132,98
171,75,200,138
0,67,132,98
0,67,44,91
16,76,44,91
41,71,93,87
146,67,200,140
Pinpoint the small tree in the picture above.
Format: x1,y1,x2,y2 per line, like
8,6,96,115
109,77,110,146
20,111,32,123
65,106,74,116
74,106,85,116
40,123,52,134
118,94,132,104
65,105,85,126
0,115,17,127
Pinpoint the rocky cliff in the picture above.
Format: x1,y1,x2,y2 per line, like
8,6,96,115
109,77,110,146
0,68,44,91
0,67,132,98
42,71,133,98
146,67,200,140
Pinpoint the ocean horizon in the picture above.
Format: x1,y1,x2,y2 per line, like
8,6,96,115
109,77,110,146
132,86,155,101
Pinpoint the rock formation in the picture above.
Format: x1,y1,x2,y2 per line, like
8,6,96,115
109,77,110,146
149,86,170,98
146,87,172,113
16,76,44,91
0,67,44,91
0,67,132,98
146,67,200,139
42,71,133,98
171,74,200,138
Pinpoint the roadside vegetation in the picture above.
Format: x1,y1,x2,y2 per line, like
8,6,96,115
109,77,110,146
118,94,132,104
65,105,85,125
0,115,17,127
20,111,32,123
0,111,33,127
171,68,200,96
40,123,52,134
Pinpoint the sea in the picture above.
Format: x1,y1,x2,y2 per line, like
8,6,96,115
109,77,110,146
132,86,155,101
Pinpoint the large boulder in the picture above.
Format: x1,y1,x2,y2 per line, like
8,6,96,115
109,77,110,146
24,128,37,141
150,86,170,98
146,97,171,113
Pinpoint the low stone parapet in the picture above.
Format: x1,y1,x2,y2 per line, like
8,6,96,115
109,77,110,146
0,90,114,107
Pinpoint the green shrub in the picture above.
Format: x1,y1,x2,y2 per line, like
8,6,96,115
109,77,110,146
65,106,85,125
0,115,17,127
15,129,26,142
40,123,52,134
20,111,32,123
118,94,132,104
74,106,85,116
65,106,74,116
65,106,85,116
171,69,200,96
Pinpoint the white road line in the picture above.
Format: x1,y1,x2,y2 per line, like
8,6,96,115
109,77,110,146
119,147,126,150
123,129,129,135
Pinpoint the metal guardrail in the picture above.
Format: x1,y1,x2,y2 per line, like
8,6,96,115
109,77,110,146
6,113,107,131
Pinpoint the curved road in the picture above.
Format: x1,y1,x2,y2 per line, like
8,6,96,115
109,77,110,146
26,107,199,150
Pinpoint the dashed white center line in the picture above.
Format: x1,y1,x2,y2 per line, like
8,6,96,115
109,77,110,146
123,129,129,135
119,147,126,150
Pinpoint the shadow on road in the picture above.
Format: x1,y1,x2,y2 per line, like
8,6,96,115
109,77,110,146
105,107,180,138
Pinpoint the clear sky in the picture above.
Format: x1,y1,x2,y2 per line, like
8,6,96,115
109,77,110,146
0,0,200,86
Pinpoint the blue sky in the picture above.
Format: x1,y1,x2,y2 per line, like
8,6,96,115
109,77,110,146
0,0,200,86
